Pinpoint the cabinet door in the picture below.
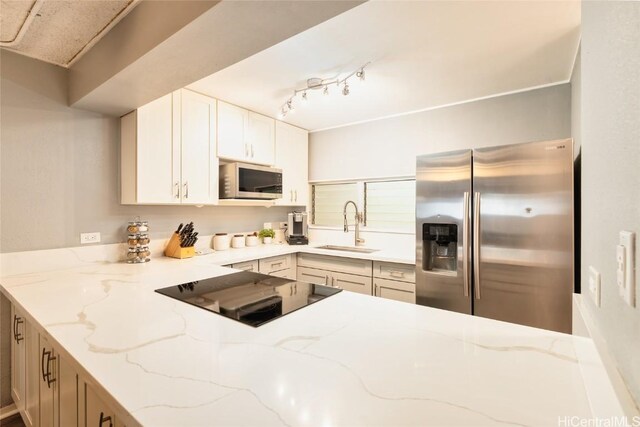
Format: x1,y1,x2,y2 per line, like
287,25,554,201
332,271,372,295
11,305,26,412
258,254,291,275
217,101,248,161
135,92,181,204
247,112,275,165
231,260,259,272
275,122,308,206
58,353,78,427
180,90,218,204
297,266,331,286
39,335,56,427
85,383,116,427
24,320,39,427
374,278,416,304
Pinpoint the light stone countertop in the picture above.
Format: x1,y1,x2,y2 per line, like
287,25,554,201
0,245,621,426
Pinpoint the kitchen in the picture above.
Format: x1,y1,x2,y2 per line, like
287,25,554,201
0,1,638,426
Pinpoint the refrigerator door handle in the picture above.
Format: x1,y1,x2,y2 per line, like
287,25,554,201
473,192,481,299
463,191,470,297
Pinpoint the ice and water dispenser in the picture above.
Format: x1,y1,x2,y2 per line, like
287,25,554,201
422,223,458,273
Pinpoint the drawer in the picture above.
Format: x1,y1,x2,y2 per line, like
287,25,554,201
231,260,259,272
374,278,416,304
332,271,372,295
373,261,415,283
259,254,292,275
269,267,296,280
297,253,372,277
297,266,331,286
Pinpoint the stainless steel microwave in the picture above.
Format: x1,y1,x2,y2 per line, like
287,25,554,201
219,163,283,199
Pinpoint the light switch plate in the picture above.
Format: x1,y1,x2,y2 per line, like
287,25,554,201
619,231,636,307
80,232,101,244
588,266,601,307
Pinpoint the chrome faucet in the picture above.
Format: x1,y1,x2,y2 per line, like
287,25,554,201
343,200,365,246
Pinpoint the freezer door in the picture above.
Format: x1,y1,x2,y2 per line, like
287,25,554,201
416,150,472,314
472,139,574,333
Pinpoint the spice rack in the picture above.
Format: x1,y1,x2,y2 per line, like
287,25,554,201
126,218,150,263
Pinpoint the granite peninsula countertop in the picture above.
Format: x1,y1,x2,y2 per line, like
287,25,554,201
0,246,621,426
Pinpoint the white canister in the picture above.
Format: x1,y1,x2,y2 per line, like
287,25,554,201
263,237,273,245
246,235,259,247
213,233,230,251
231,234,245,249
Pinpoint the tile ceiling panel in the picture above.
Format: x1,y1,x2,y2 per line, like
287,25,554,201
0,0,134,67
0,0,36,42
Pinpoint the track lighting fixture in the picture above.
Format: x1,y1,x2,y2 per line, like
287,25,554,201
278,62,370,117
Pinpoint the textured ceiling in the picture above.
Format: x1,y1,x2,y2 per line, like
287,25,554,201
0,0,137,67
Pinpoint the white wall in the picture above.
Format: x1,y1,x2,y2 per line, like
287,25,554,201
309,84,571,182
580,1,640,407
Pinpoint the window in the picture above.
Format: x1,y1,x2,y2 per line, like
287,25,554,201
311,183,358,226
365,180,415,232
312,179,415,232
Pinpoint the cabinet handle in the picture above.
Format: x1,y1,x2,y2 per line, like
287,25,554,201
174,181,180,199
251,144,254,158
375,284,378,296
389,270,405,278
184,182,189,199
245,144,249,158
99,412,113,427
290,190,293,202
289,285,293,296
13,315,24,343
294,190,298,202
331,277,335,287
41,348,56,388
325,275,328,286
271,262,283,269
46,352,56,388
294,284,297,294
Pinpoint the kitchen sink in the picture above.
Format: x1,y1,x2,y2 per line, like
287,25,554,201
316,245,379,254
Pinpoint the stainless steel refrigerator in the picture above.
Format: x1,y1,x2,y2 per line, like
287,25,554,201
416,139,574,333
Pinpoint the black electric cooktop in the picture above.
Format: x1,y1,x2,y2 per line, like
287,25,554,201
155,271,342,327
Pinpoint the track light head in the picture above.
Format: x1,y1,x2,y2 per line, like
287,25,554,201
342,82,350,96
323,86,329,96
356,68,365,82
301,91,308,101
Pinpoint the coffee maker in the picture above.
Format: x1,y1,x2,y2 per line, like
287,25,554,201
286,212,308,245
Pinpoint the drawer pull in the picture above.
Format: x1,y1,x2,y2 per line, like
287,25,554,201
13,315,24,343
389,270,405,278
271,262,283,269
99,412,113,427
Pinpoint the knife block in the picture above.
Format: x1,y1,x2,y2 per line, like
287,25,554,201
164,233,195,259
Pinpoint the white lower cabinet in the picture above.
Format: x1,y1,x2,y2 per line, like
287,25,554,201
24,317,39,427
258,254,296,279
297,266,372,295
11,305,26,414
228,260,259,272
10,303,126,427
85,383,118,427
331,271,372,295
297,256,416,302
372,261,416,303
374,278,416,304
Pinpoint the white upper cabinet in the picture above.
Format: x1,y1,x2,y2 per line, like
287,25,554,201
121,89,218,205
247,111,275,165
275,121,309,206
217,100,275,166
180,90,218,204
217,101,248,161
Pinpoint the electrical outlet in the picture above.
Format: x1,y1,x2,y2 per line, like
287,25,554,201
80,232,101,244
588,266,601,307
263,222,273,230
